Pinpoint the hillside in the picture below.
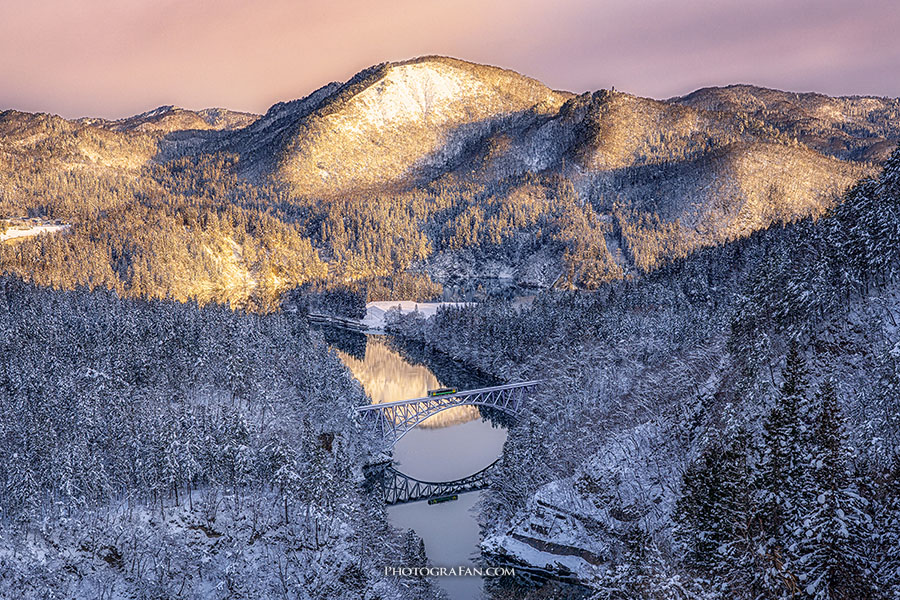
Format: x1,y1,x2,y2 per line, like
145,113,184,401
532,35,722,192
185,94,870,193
108,105,258,133
672,84,900,162
0,56,896,306
387,147,900,598
0,109,157,174
0,278,443,600
79,105,258,134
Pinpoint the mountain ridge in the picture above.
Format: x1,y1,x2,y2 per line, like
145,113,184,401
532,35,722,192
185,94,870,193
0,56,897,306
670,83,900,161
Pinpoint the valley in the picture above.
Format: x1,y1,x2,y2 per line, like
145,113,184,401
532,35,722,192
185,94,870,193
2,54,900,600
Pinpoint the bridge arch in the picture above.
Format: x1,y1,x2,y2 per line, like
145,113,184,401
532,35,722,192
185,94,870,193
355,381,541,447
383,398,520,444
366,459,500,505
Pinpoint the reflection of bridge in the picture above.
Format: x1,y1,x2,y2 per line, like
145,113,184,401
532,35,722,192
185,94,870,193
355,381,541,447
368,459,500,505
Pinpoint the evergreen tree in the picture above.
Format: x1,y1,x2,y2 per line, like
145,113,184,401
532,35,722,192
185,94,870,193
753,345,812,598
871,460,900,598
797,380,874,599
593,527,690,600
270,439,301,524
402,529,427,569
675,429,755,594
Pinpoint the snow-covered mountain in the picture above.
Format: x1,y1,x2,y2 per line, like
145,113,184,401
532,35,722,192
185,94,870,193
1,55,898,301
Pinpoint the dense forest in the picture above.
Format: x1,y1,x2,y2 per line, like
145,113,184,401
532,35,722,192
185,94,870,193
387,145,900,598
0,279,441,599
0,143,866,311
3,58,894,311
0,145,682,306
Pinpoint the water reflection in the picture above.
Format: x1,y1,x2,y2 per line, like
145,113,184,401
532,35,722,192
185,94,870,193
321,326,502,429
335,337,480,427
389,493,485,600
387,398,508,600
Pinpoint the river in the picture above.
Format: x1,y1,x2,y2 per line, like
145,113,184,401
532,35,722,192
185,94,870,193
318,326,507,600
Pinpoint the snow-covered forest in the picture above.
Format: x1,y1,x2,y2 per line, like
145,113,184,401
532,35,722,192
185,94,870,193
2,53,900,599
2,144,899,599
0,281,441,599
387,145,900,598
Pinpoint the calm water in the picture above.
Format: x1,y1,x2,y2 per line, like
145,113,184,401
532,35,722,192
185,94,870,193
323,328,506,600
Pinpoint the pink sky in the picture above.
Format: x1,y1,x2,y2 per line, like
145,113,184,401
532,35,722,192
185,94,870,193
1,0,898,119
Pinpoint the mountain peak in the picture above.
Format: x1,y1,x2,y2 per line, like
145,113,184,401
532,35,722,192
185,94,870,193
133,105,177,119
270,56,572,194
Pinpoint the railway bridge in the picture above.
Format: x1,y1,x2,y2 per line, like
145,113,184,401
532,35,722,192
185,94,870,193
355,381,541,448
366,459,500,505
357,380,542,505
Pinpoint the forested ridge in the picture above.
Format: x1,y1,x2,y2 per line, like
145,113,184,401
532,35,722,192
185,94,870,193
387,145,900,598
2,57,895,309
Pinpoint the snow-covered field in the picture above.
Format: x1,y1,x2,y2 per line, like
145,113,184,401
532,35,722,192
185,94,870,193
0,221,70,242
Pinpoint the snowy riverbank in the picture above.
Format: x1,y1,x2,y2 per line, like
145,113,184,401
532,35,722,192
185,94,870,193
310,301,471,332
362,301,471,330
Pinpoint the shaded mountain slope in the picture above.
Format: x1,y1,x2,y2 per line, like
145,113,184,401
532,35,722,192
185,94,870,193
402,87,874,279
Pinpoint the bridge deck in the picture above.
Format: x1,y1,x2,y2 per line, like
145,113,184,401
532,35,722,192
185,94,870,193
355,380,543,411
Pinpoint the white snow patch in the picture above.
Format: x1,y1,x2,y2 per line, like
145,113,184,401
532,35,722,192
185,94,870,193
343,62,490,131
1,221,70,242
362,300,471,330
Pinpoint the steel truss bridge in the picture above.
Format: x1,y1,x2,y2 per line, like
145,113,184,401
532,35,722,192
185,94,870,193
367,459,500,505
355,381,541,447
